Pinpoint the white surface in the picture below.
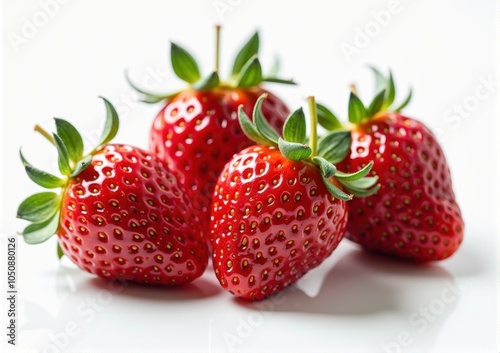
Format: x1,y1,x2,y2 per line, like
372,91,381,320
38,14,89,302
2,0,498,352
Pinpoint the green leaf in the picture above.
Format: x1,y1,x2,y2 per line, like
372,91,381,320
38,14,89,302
53,134,71,176
192,71,220,91
24,163,66,189
335,161,374,181
339,180,380,197
348,92,367,124
312,156,336,178
57,242,65,259
370,66,386,94
269,56,280,77
236,57,263,88
322,176,352,201
261,77,296,85
170,42,201,83
54,118,84,163
283,108,306,143
316,103,342,131
253,94,279,144
231,31,259,76
344,176,379,189
237,105,270,145
22,211,60,244
383,71,396,109
125,69,172,104
394,88,413,112
278,138,312,161
95,97,119,149
19,148,29,165
70,155,92,177
366,89,386,117
317,131,352,164
17,192,59,223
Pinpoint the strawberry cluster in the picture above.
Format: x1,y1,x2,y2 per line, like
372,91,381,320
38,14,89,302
17,29,463,300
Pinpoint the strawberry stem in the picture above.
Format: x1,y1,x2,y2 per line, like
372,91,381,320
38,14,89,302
307,96,318,157
215,24,221,73
34,125,55,145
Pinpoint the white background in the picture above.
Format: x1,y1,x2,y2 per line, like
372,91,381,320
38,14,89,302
2,0,498,352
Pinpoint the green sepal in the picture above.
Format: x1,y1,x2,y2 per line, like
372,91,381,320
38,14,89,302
312,156,336,178
283,108,306,143
335,161,374,181
21,150,65,189
22,211,60,244
394,88,413,112
382,71,396,110
94,97,119,150
321,176,352,201
54,118,84,163
348,92,367,124
339,179,380,197
366,89,386,117
317,130,351,164
261,77,296,85
125,69,174,104
53,134,71,176
17,192,59,223
70,155,92,177
253,94,279,144
370,66,386,94
231,31,259,76
269,56,280,77
316,103,342,131
192,71,220,91
236,57,263,88
170,42,201,83
57,242,65,259
237,105,270,145
278,138,312,161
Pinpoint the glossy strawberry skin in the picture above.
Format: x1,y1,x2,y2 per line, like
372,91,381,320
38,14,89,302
150,88,290,237
57,144,208,285
337,113,464,261
210,145,347,300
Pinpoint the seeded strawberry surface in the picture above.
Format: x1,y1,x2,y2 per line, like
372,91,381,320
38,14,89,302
150,88,290,233
338,113,464,261
58,144,208,285
211,145,347,300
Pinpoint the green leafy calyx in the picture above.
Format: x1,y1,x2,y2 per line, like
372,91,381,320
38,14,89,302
237,94,379,200
127,27,296,104
17,97,120,248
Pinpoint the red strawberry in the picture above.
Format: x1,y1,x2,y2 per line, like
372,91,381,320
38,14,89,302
318,69,464,262
210,96,378,300
128,27,292,242
17,98,208,285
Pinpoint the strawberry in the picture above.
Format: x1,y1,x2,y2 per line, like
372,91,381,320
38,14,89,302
127,27,293,243
17,98,208,285
318,69,464,262
210,95,379,300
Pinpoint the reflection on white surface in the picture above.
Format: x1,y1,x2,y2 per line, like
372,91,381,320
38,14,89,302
16,237,495,353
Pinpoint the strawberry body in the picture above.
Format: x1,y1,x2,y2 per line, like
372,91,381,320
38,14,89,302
150,88,289,234
57,144,208,285
211,145,347,300
337,113,464,261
